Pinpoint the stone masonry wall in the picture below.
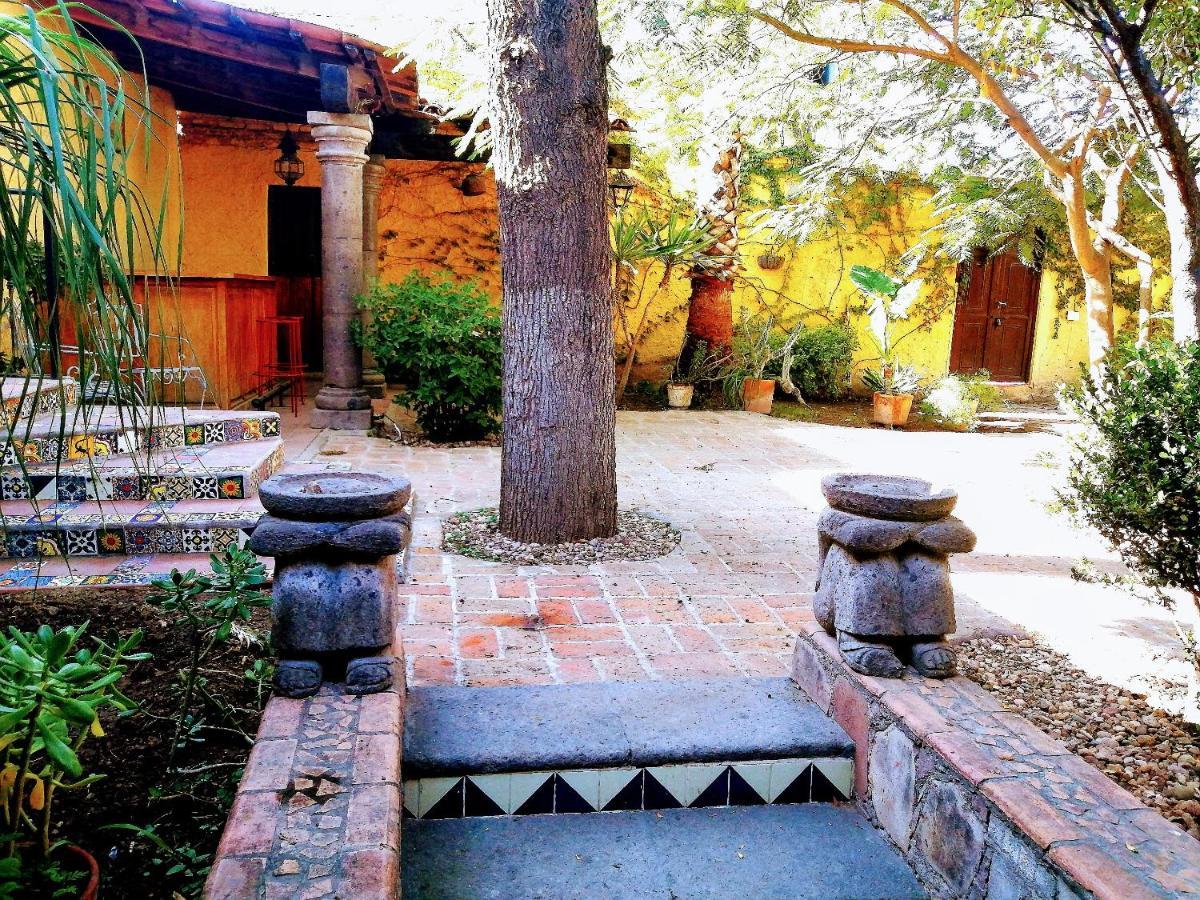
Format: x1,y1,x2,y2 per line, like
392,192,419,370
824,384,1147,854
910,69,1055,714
791,619,1200,899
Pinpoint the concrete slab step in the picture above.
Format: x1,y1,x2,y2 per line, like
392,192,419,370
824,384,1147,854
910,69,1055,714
402,804,926,899
0,377,78,427
0,438,284,503
403,678,855,820
0,497,262,558
3,407,280,465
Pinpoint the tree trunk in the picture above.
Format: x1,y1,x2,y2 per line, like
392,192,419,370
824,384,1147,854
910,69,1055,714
1061,170,1114,370
1112,32,1200,341
685,276,734,349
1150,150,1200,341
686,133,742,353
487,0,617,542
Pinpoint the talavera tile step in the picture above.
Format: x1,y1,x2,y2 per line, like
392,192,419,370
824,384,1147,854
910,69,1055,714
403,678,854,819
0,497,263,558
403,805,925,899
0,438,284,503
0,377,78,427
0,551,275,591
3,407,281,465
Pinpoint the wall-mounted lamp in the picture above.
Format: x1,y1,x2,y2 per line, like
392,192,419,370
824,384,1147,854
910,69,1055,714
608,171,635,211
274,130,305,186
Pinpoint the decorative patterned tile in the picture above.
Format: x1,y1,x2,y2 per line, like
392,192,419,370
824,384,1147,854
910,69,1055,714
193,477,219,500
184,424,206,446
217,477,245,500
181,528,211,553
64,530,98,556
96,529,126,555
202,422,225,444
403,758,852,820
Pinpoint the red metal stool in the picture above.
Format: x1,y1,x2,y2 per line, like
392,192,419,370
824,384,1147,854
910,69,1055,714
256,316,306,415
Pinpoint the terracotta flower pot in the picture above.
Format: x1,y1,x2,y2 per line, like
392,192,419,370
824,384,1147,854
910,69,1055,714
56,845,99,900
872,392,913,427
666,383,694,409
742,378,776,415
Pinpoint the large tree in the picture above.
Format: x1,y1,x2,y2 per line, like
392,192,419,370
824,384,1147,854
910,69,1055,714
1059,0,1200,341
486,0,618,542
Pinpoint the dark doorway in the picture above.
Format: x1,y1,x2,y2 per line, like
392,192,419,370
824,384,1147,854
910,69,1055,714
950,247,1041,382
267,185,323,370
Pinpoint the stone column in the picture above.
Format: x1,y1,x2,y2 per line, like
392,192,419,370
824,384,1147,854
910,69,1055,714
308,111,373,430
360,153,387,399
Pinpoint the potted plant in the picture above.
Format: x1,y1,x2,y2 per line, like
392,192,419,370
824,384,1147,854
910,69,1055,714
863,364,922,426
849,264,924,428
723,310,783,414
667,340,717,409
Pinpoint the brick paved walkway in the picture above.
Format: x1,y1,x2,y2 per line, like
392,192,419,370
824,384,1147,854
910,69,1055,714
295,409,1192,703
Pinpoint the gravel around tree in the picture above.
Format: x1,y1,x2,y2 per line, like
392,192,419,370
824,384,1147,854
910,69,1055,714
443,508,680,565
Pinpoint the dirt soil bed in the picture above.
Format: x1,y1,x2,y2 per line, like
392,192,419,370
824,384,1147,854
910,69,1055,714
7,586,270,898
959,635,1200,840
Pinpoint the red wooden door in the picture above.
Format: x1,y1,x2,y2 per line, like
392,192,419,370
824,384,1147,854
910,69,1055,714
950,249,1041,381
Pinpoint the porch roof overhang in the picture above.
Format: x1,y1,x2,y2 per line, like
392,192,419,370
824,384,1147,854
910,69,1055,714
61,0,462,160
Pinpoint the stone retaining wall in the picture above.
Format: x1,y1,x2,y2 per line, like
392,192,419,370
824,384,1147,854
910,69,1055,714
792,619,1200,899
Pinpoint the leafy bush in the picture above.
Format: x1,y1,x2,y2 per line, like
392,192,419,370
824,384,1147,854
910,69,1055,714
788,322,858,400
919,372,1004,430
1058,342,1200,708
356,272,502,441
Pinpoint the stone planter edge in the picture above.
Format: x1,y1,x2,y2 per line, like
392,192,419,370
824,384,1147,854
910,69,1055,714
791,617,1200,900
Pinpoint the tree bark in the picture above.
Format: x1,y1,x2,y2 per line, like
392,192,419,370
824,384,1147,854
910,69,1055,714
1061,169,1115,371
685,276,734,349
686,133,742,353
1149,150,1200,341
487,0,617,542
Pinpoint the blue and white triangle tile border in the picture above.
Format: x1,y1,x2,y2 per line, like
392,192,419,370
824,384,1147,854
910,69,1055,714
401,756,853,820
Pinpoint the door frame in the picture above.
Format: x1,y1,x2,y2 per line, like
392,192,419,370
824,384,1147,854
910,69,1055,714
950,245,1043,383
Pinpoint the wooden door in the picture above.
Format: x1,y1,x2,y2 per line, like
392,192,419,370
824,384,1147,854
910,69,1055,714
267,185,323,369
950,248,1041,382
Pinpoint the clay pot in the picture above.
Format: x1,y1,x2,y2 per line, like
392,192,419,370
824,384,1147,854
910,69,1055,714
757,251,784,270
742,378,776,415
872,392,913,427
61,845,100,900
666,383,694,409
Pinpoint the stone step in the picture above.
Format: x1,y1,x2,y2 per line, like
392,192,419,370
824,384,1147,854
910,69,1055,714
0,551,275,590
0,438,284,503
402,804,925,899
3,407,280,466
403,678,854,819
1,377,78,427
0,497,262,558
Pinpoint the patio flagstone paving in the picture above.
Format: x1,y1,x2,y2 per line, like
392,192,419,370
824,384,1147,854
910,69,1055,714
300,408,1193,713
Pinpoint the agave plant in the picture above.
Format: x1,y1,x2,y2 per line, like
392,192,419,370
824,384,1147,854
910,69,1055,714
0,3,172,458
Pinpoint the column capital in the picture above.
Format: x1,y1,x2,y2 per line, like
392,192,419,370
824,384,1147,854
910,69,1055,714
307,111,372,166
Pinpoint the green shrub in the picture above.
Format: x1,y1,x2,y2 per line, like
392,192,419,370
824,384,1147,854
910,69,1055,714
356,272,502,441
788,322,858,400
1058,343,1200,687
918,371,1004,430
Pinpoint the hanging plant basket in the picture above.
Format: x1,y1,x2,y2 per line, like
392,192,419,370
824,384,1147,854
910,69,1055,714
757,251,785,270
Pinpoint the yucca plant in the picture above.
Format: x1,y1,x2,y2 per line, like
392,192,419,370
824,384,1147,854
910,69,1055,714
0,3,173,481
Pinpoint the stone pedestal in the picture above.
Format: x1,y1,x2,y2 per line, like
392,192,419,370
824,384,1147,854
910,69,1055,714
308,112,373,430
250,471,412,697
361,154,387,399
813,473,975,679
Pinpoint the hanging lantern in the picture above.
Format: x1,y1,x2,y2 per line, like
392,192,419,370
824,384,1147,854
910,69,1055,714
274,130,305,186
608,171,635,211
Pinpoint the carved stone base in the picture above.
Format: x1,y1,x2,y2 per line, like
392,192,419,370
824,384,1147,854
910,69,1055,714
310,406,372,430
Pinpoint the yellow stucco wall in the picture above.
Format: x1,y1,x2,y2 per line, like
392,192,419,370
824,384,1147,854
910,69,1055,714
622,183,1167,393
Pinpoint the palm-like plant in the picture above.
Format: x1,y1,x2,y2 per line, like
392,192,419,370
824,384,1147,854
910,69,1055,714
0,2,170,445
